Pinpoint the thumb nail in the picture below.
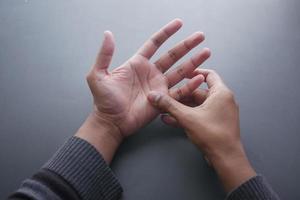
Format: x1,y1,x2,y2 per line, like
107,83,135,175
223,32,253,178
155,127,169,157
104,30,112,35
148,91,161,104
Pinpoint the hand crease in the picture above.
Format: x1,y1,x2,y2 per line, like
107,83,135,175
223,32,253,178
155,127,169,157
129,60,149,98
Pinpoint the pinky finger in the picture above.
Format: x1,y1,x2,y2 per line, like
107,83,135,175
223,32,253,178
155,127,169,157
169,74,205,101
161,114,180,127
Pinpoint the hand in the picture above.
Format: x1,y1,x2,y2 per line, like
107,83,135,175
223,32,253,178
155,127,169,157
76,19,211,163
147,69,256,192
86,19,210,138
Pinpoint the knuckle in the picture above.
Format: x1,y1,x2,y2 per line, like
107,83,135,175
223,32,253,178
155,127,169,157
227,90,235,100
86,75,93,88
162,28,170,37
160,96,176,112
86,72,93,82
190,57,197,68
155,61,163,71
186,83,193,94
151,37,162,47
129,58,141,67
160,95,170,107
168,50,177,61
176,67,185,79
209,69,216,74
183,40,191,51
221,89,235,101
176,88,184,100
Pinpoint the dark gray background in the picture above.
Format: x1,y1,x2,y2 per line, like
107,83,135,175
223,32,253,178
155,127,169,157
1,0,299,199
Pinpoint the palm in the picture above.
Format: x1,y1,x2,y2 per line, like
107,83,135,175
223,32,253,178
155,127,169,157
87,19,210,137
92,55,167,136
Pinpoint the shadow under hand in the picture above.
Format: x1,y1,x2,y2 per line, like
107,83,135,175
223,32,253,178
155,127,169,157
111,118,225,200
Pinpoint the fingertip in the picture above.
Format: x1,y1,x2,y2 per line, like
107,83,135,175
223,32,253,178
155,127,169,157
101,30,115,52
161,114,179,127
192,73,204,81
148,91,162,104
199,74,206,85
193,68,201,74
191,31,205,43
203,47,211,57
195,31,205,40
104,30,115,41
197,74,205,82
194,47,210,63
169,18,183,31
173,18,183,26
104,30,111,35
191,74,205,88
161,114,169,123
104,30,113,38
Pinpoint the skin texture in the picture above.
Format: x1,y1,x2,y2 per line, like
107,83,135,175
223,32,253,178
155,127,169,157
147,69,256,192
75,19,211,163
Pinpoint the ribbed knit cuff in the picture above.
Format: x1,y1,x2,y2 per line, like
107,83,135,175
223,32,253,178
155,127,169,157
42,137,123,200
226,175,280,200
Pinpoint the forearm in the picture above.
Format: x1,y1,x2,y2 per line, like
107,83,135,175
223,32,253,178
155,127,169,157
208,142,280,200
8,120,123,200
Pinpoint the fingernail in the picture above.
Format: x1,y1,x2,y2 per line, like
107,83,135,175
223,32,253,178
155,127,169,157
199,74,205,81
161,113,169,117
203,47,211,55
148,91,161,104
194,31,205,40
173,18,183,25
104,30,111,34
104,30,112,37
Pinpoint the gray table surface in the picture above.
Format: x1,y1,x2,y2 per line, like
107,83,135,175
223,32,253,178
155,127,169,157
1,0,300,199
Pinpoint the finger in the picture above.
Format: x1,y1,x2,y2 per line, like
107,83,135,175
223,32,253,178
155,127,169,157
188,68,225,89
154,32,205,72
161,114,180,127
160,88,208,128
94,31,115,72
148,91,189,120
136,19,183,59
169,74,205,101
166,48,211,88
179,96,198,107
192,88,208,104
174,88,208,106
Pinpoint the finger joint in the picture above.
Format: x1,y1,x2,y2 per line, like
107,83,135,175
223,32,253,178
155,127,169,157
176,67,186,79
183,40,191,51
168,50,178,62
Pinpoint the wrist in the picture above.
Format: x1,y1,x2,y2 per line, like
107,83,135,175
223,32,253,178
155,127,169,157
75,111,123,164
207,142,256,192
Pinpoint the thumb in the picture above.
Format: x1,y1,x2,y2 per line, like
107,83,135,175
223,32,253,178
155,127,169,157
94,31,115,71
148,91,189,120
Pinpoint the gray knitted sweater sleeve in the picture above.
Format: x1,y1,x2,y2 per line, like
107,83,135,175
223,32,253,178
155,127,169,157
8,137,280,200
226,175,280,200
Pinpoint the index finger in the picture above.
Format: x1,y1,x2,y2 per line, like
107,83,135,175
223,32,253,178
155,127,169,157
136,19,183,59
189,69,226,89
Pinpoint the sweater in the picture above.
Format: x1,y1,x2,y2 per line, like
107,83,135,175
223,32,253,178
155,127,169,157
8,137,280,200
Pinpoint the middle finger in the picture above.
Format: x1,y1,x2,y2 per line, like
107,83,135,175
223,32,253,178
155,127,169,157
154,32,205,72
